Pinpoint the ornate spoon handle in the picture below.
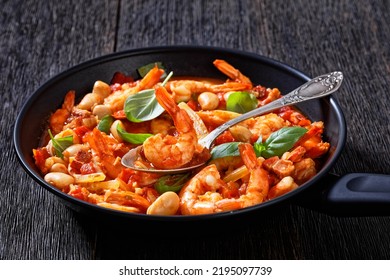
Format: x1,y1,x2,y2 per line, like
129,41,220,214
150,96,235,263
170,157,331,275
198,71,343,149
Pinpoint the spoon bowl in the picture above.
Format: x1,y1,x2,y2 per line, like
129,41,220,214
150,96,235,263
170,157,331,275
121,146,207,174
121,71,343,174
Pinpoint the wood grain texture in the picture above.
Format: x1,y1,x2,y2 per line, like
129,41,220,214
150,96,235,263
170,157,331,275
1,0,390,260
1,0,118,260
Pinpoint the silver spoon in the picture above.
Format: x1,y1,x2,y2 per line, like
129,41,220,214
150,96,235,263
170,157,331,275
121,71,343,174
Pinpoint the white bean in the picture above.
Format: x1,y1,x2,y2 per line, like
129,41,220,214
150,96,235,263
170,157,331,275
62,144,88,159
229,125,252,142
82,116,97,128
92,81,111,98
198,92,220,110
110,120,123,142
146,191,180,215
77,93,102,110
44,172,75,190
92,104,112,119
171,85,192,103
44,156,66,171
50,163,68,173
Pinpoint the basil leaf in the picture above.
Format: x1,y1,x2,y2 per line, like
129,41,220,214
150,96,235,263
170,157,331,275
154,173,191,194
226,91,258,113
124,71,173,123
116,123,153,144
254,145,265,158
97,115,114,134
261,127,308,158
210,142,241,160
48,129,73,159
124,89,165,122
137,62,166,78
253,135,265,157
210,127,307,160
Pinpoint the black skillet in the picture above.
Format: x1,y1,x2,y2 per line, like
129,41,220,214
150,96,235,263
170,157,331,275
13,46,390,231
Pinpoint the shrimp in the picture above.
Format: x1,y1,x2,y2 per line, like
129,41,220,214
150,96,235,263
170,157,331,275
293,121,330,158
165,80,211,103
49,90,75,135
165,59,253,103
282,146,307,162
198,111,286,142
208,156,243,173
179,165,226,215
292,158,316,184
196,110,241,127
216,143,269,211
268,176,298,199
83,128,128,178
104,65,165,112
142,86,199,169
179,143,269,215
166,79,251,103
259,88,281,106
245,113,287,142
213,59,253,86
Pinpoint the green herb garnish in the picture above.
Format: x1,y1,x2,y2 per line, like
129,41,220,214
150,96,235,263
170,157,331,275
254,127,308,158
124,71,173,122
116,123,153,144
48,129,73,159
210,142,241,160
154,173,191,194
97,115,114,134
226,91,258,113
124,89,165,122
210,127,308,160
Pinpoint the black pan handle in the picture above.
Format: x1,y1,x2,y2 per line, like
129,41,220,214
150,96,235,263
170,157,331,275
297,173,390,216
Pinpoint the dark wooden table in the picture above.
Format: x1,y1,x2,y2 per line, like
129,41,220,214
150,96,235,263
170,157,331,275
1,0,390,260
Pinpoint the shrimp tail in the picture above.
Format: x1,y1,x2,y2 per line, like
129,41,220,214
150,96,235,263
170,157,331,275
155,86,194,133
49,90,75,134
105,65,164,112
239,143,258,170
213,59,253,86
84,128,123,179
139,65,165,89
239,143,269,203
143,86,198,169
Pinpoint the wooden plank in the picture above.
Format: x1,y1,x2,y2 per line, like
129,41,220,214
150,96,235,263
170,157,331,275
1,0,390,260
0,0,119,259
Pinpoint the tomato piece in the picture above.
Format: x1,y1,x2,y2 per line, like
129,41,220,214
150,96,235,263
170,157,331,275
68,185,90,201
110,72,134,84
277,106,293,121
74,126,90,139
33,148,50,173
214,131,235,145
80,162,96,174
117,168,140,186
186,99,199,111
112,110,127,119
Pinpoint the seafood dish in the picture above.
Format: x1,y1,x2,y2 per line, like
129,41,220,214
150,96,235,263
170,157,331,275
32,59,330,215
